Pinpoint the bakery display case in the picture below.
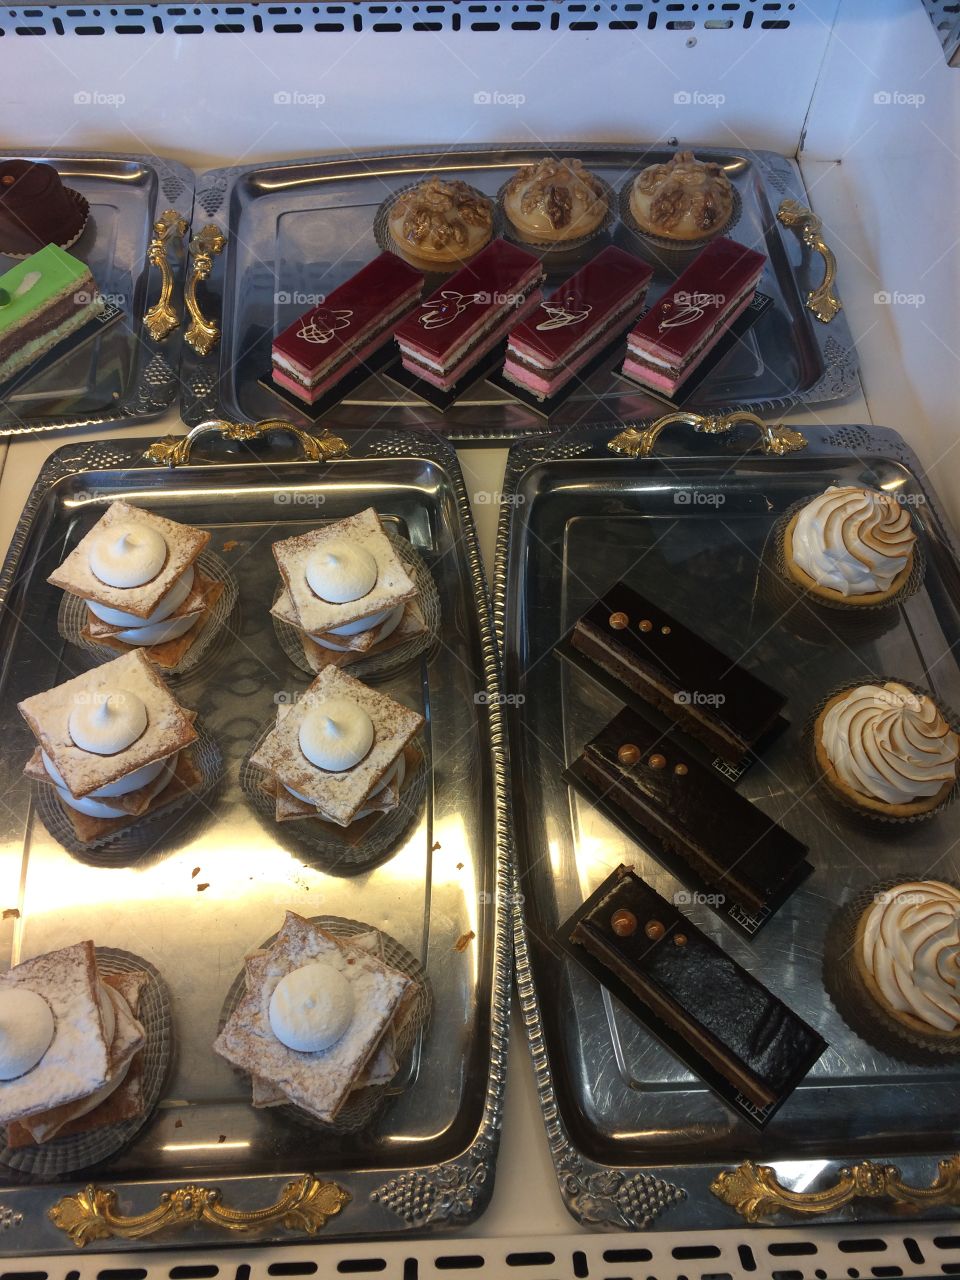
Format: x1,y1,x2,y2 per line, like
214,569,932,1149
3,0,960,1275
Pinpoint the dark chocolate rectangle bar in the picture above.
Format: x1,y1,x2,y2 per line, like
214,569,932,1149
558,865,826,1125
566,706,810,917
569,582,786,763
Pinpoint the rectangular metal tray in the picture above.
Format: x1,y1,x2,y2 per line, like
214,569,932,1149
0,150,195,438
180,144,859,444
0,426,511,1254
495,421,960,1231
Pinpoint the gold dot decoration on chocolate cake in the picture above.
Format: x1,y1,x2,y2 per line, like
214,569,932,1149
609,611,629,630
611,908,638,937
639,619,653,633
644,919,666,941
648,753,667,770
617,743,641,766
674,762,689,776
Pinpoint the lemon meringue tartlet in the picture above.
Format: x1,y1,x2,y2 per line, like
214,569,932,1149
784,485,918,606
814,682,959,818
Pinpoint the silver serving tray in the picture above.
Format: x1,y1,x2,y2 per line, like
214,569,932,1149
0,427,511,1254
0,150,195,438
181,144,859,444
494,421,960,1230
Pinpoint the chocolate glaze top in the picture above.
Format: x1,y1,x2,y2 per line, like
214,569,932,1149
272,251,423,375
582,707,808,904
507,246,652,363
394,238,542,360
573,866,825,1097
576,582,785,747
0,160,88,255
627,236,766,360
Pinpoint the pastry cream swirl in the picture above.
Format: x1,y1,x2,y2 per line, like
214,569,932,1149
821,682,959,805
861,880,960,1032
791,485,915,595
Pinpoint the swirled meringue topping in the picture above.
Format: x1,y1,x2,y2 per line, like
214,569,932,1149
861,880,960,1032
791,485,916,596
299,697,374,772
0,988,55,1080
821,682,959,805
306,540,378,604
88,522,168,588
68,690,148,756
269,961,355,1052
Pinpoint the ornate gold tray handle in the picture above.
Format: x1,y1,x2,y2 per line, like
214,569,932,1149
777,197,842,323
608,410,806,459
144,417,349,468
50,1175,350,1248
711,1156,960,1223
184,224,227,355
142,209,188,342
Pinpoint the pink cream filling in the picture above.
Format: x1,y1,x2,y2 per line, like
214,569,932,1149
622,287,758,393
401,290,543,390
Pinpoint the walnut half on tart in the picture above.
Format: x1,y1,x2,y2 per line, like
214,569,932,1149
502,157,608,245
387,178,494,267
628,150,734,243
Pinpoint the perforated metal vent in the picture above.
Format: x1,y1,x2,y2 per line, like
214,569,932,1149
0,0,796,39
922,0,960,63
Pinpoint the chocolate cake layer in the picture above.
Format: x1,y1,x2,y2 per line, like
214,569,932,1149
564,865,826,1110
569,582,785,762
569,707,809,913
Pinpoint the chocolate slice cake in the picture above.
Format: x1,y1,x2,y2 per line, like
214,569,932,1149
394,238,544,391
621,237,766,395
0,244,103,383
503,246,652,400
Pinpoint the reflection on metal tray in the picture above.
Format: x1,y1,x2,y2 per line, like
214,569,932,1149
181,144,860,445
494,421,960,1230
0,427,511,1254
0,150,195,439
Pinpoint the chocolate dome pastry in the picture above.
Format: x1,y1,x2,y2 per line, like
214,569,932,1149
0,160,90,257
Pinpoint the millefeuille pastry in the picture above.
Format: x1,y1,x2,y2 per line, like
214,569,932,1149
501,157,608,246
0,159,90,257
627,150,734,244
387,178,494,269
271,507,426,673
784,485,918,606
814,682,958,819
0,942,150,1147
250,664,423,829
214,911,424,1126
47,500,224,668
18,650,201,843
0,245,104,384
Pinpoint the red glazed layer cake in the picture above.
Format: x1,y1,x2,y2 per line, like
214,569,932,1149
503,246,652,401
393,238,544,391
622,237,766,395
272,252,423,405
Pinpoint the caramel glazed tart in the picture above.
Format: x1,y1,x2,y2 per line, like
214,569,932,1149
47,500,217,650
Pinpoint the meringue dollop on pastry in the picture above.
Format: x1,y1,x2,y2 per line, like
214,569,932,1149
387,178,493,266
89,523,167,589
68,690,148,756
503,157,607,244
786,485,917,603
628,150,734,243
306,540,378,605
858,880,960,1036
299,698,375,772
816,681,959,816
269,962,356,1052
0,988,56,1081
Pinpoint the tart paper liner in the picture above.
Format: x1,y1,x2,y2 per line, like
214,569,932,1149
0,947,172,1180
770,495,926,618
58,550,239,681
823,877,960,1064
240,721,426,870
803,676,959,826
373,178,502,279
617,176,742,260
0,187,91,258
272,533,440,681
495,173,615,256
217,915,432,1135
33,721,224,863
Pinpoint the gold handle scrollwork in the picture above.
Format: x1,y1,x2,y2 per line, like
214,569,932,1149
143,417,350,468
608,410,806,459
184,223,227,355
777,197,842,323
49,1175,350,1247
711,1156,960,1223
142,208,189,342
